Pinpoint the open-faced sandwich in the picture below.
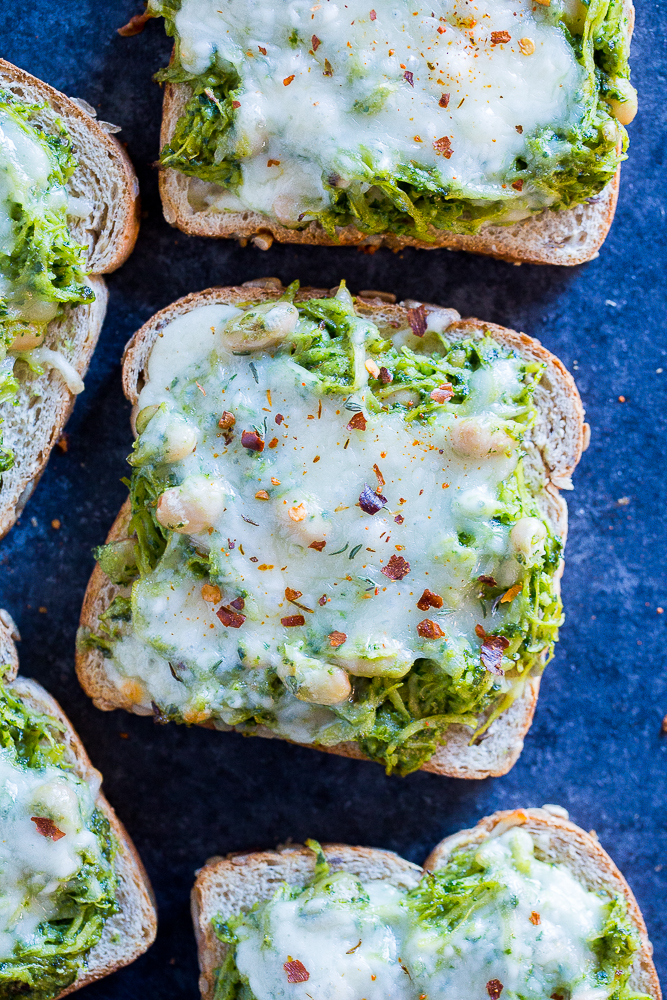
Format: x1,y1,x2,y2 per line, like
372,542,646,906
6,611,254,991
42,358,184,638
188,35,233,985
191,807,660,1000
0,610,156,998
145,0,635,263
77,277,585,778
0,59,139,538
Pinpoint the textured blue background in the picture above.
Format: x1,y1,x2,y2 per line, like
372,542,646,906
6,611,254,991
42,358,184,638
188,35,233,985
0,2,665,996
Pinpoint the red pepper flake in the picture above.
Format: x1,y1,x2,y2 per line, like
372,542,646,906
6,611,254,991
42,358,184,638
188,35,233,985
475,625,510,675
381,554,410,581
417,589,443,611
217,606,246,629
429,383,454,403
347,412,367,431
359,484,387,515
249,556,259,562
439,92,450,107
31,817,66,841
219,411,235,430
433,136,453,158
318,594,328,606
268,158,281,167
417,619,445,639
370,9,376,19
407,304,427,337
241,430,264,452
372,463,385,492
309,540,326,551
255,490,270,500
232,101,241,109
478,575,498,587
491,31,511,44
394,514,404,524
281,615,305,627
379,367,393,384
268,437,279,449
284,960,309,983
285,587,303,601
404,70,414,86
229,597,245,611
329,631,347,647
258,45,267,55
512,179,523,191
283,75,295,86
323,58,334,76
551,995,564,1000
118,11,154,36
312,34,321,50
487,981,504,1000
275,413,284,424
529,911,541,925
515,125,523,133
500,582,522,604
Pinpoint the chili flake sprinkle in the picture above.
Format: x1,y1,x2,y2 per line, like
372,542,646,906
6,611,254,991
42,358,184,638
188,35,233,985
491,30,511,44
417,588,443,610
312,34,321,50
381,554,410,581
217,606,246,629
433,136,453,158
31,817,66,841
417,619,445,639
487,981,504,1000
281,615,305,627
284,960,309,983
347,412,367,431
359,484,387,515
329,631,347,647
241,429,264,451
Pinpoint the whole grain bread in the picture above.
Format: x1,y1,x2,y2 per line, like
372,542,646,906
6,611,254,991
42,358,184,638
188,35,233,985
0,611,157,999
157,0,634,265
192,807,660,1000
0,59,140,538
77,278,586,779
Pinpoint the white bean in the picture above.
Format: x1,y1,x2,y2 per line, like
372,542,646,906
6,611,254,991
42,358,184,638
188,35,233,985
221,301,298,351
451,417,513,458
278,648,351,705
163,420,198,462
156,476,228,534
607,79,638,125
510,517,547,557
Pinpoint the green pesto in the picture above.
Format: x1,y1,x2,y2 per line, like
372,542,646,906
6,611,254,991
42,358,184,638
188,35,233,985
148,0,631,241
0,89,94,474
0,677,117,1000
86,290,564,775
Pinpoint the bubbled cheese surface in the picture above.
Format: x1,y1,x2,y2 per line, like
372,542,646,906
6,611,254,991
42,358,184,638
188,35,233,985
231,830,609,1000
0,749,101,957
105,300,541,741
170,0,585,221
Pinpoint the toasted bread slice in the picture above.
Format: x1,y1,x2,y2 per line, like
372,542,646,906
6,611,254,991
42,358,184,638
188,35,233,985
0,59,140,538
0,612,157,998
77,277,585,779
157,0,634,265
192,808,660,1000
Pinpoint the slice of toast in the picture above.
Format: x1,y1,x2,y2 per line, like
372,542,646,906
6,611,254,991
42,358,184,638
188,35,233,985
191,807,660,1000
0,59,140,538
0,612,157,998
77,277,585,779
157,1,634,266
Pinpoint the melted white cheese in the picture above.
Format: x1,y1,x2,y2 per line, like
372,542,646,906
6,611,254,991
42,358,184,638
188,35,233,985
104,299,545,740
167,0,585,221
231,830,612,1000
0,749,102,957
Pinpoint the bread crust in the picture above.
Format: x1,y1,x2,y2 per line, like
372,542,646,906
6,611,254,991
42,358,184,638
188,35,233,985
192,809,660,1000
0,60,140,538
0,614,157,998
157,0,634,265
77,279,584,779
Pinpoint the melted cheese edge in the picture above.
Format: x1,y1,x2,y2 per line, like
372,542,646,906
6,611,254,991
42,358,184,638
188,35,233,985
0,749,102,957
104,300,547,742
168,0,585,223
232,829,611,1000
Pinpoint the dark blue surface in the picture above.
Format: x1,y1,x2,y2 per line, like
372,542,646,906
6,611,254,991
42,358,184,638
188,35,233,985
0,2,665,996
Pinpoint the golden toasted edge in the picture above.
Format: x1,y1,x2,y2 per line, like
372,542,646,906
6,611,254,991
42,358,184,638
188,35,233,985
0,615,156,995
78,280,583,778
157,0,633,264
0,58,140,273
0,276,108,541
192,843,421,1000
424,807,661,1000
